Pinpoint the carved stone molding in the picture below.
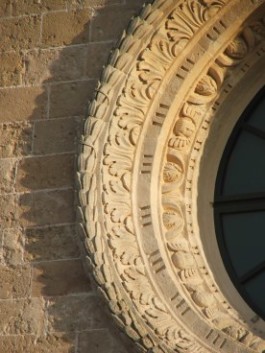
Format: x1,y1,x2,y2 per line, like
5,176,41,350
78,1,265,352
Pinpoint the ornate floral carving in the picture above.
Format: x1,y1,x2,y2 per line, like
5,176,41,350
225,37,249,59
161,15,265,351
78,1,265,353
169,117,196,149
163,160,184,185
166,0,226,44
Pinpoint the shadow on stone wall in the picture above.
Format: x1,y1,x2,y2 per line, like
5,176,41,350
14,1,147,352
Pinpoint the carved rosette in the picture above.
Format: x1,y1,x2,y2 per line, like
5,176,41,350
78,1,265,353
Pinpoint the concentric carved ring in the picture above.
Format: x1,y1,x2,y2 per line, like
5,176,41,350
78,1,265,352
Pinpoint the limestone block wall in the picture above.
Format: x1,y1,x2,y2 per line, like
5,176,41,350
0,0,145,352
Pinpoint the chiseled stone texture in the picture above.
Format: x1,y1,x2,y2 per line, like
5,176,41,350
0,0,145,352
2,228,24,266
0,15,41,51
0,122,33,158
0,87,47,122
0,52,24,87
24,225,80,262
0,333,75,353
42,9,92,47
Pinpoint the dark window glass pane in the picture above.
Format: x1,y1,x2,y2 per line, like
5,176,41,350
215,87,265,319
245,271,265,314
221,211,265,278
223,131,265,195
248,96,265,132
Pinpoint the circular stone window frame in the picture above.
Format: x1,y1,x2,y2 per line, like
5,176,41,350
198,71,265,330
77,1,265,353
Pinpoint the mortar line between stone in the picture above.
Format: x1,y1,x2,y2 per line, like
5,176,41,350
2,222,76,232
46,84,51,119
0,151,75,162
0,77,96,90
30,257,82,265
0,186,73,196
39,12,43,47
21,39,115,55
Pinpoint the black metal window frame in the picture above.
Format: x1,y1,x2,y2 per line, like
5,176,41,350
214,85,265,320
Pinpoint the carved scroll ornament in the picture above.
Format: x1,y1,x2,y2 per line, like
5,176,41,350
78,1,265,352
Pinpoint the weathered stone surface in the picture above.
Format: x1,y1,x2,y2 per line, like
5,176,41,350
47,295,108,332
24,225,79,262
0,87,47,122
2,228,24,267
32,259,90,297
42,0,67,11
0,16,41,51
69,0,124,8
0,52,24,87
91,5,138,41
0,194,19,228
78,330,112,353
0,2,12,16
42,9,92,47
0,122,33,158
19,189,75,227
85,42,114,79
0,298,45,335
0,333,75,353
0,158,17,193
11,0,67,16
25,46,87,85
0,265,31,299
49,80,95,118
16,154,75,191
78,329,133,353
33,117,81,155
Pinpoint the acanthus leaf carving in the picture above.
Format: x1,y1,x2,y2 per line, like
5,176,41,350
166,0,226,44
79,1,265,352
109,226,139,266
162,15,265,349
